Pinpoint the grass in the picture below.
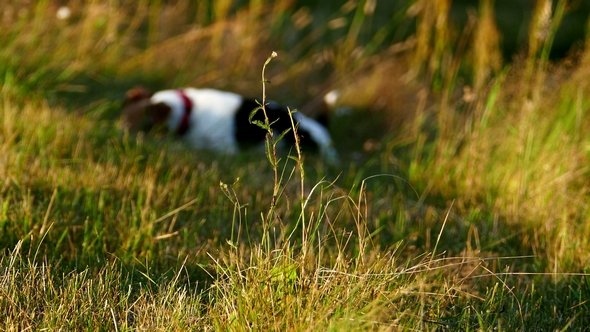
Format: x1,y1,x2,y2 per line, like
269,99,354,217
1,0,590,330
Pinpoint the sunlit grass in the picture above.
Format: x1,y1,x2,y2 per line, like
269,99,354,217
1,0,590,330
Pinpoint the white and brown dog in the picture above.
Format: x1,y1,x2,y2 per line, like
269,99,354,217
121,86,338,162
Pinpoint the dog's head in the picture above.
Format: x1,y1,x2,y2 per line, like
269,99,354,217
121,86,172,133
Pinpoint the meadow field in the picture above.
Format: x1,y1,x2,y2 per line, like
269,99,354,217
1,0,590,330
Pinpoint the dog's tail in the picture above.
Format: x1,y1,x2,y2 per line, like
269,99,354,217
300,89,340,127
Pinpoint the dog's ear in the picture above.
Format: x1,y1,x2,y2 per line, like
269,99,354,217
147,102,172,126
124,86,152,105
121,99,151,131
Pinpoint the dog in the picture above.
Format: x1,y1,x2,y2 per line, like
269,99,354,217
121,86,338,162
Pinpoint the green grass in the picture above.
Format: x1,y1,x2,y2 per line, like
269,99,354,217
1,0,590,330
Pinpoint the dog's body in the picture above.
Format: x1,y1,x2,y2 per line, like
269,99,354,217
121,87,338,162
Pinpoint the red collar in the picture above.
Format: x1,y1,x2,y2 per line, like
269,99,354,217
176,89,193,136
